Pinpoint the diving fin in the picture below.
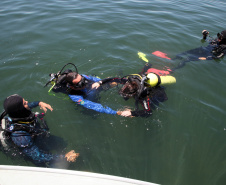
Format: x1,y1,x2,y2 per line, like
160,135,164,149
138,52,149,63
152,51,171,60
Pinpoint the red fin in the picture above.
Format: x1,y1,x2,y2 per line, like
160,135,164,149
147,68,171,76
152,51,171,60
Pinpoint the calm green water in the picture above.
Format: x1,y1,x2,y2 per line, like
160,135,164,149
0,0,226,184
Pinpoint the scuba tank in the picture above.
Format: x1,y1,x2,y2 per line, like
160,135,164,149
0,117,9,148
146,73,176,87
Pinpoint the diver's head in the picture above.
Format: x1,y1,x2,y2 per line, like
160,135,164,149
217,30,226,45
65,72,85,89
65,72,78,83
119,78,140,99
3,94,31,118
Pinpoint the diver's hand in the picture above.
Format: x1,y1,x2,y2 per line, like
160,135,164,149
120,111,132,117
39,102,53,113
65,150,80,162
92,82,101,89
202,30,209,40
202,30,209,35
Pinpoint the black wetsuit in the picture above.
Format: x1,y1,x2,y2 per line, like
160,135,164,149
0,102,64,165
172,30,226,70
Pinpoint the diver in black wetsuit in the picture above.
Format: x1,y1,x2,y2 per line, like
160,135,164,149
0,94,79,165
95,64,172,117
172,29,226,70
204,30,226,59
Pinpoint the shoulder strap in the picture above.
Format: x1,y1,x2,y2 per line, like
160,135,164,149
10,113,35,124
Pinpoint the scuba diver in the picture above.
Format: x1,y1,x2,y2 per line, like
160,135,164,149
45,63,130,117
0,94,79,165
95,65,176,117
169,29,226,70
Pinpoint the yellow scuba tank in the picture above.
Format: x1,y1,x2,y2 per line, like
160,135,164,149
146,73,176,87
160,75,176,85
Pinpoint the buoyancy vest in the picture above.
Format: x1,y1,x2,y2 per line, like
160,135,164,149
0,112,49,138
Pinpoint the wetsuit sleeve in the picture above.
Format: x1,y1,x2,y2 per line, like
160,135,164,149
131,110,152,117
82,74,102,82
100,77,127,85
69,94,117,115
28,101,40,109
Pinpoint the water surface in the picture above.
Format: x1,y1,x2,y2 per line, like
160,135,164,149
0,0,226,184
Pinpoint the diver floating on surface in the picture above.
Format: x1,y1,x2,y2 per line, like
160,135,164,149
96,68,176,117
0,94,79,165
45,63,121,115
151,29,226,70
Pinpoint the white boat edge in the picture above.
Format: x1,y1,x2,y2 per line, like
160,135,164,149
0,165,159,185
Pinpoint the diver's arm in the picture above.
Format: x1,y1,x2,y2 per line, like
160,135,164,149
120,99,153,117
69,94,118,115
99,77,126,86
82,74,102,89
28,101,53,113
131,109,152,117
202,30,218,44
28,101,40,109
204,37,218,44
214,52,225,59
38,102,53,113
82,74,101,82
120,109,152,117
92,77,126,90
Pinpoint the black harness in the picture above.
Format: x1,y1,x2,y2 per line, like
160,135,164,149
212,44,226,58
0,111,49,138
